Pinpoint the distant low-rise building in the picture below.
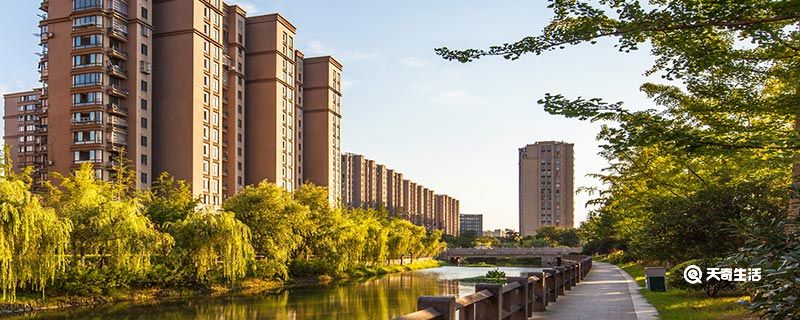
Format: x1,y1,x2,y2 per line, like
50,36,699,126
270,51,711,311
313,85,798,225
460,214,483,236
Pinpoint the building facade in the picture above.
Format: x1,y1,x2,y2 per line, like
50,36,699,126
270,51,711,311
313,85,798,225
5,1,342,207
341,153,460,236
3,90,45,178
518,141,574,236
460,214,483,236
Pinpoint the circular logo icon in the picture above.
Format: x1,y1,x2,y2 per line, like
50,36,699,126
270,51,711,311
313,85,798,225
683,265,703,284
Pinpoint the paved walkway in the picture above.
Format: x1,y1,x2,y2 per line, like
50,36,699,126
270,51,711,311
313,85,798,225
530,262,659,320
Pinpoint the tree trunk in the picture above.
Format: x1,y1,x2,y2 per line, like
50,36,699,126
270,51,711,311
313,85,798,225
789,117,800,232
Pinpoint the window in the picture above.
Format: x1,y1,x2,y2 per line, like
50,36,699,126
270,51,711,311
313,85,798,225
73,34,103,49
141,154,148,166
141,7,148,19
141,136,148,146
72,92,103,106
72,73,103,87
141,173,148,184
72,15,103,29
140,99,148,110
73,0,103,11
141,117,148,128
141,44,148,55
72,53,102,68
141,80,148,92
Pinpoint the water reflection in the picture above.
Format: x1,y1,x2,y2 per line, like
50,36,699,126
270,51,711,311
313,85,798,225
9,267,540,320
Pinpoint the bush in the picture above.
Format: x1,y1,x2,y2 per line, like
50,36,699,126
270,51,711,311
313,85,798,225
289,260,337,278
605,249,632,265
486,269,506,279
667,259,735,297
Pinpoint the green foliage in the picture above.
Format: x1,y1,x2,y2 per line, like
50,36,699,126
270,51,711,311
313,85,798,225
472,236,500,247
224,182,307,280
48,164,170,273
728,216,800,319
604,250,633,265
535,226,580,247
485,268,506,279
169,210,255,282
143,172,199,228
0,164,446,300
0,151,71,300
668,259,735,298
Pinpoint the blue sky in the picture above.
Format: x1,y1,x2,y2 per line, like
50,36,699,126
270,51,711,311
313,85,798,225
0,1,657,230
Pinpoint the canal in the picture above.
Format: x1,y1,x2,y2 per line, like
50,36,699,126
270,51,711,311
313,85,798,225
8,266,542,320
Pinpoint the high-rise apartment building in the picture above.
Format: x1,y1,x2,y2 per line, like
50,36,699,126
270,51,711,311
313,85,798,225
518,141,574,236
6,1,342,207
3,90,45,178
244,13,297,192
36,0,153,189
302,57,343,205
341,153,460,235
460,214,483,236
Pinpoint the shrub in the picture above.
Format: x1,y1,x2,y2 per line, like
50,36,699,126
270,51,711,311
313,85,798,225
605,249,632,265
667,259,735,297
486,269,506,279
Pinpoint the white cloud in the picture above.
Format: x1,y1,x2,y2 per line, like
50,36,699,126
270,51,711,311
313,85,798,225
237,1,261,14
399,57,426,68
431,90,474,104
305,40,380,61
342,80,356,91
306,40,329,56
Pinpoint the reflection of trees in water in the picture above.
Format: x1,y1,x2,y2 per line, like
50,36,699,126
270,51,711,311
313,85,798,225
15,274,464,320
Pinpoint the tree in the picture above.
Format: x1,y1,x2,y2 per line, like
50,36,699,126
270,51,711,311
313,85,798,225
48,164,170,272
224,182,308,279
437,0,800,218
143,172,199,228
169,210,255,282
0,149,71,300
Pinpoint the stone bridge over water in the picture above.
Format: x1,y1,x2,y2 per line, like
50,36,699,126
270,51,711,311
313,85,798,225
440,247,582,266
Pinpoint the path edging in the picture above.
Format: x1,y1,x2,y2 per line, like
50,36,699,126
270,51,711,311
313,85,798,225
614,263,660,320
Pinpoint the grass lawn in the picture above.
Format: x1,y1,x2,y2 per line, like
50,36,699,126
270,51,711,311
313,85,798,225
618,263,756,320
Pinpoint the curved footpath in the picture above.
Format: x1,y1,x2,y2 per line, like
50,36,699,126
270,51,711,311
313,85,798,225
530,262,660,320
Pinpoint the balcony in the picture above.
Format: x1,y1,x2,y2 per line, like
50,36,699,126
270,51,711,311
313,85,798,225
107,47,128,60
107,64,128,79
107,102,128,116
107,27,128,42
107,84,129,98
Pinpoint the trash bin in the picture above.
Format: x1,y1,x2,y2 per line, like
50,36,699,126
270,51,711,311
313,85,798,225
645,267,667,292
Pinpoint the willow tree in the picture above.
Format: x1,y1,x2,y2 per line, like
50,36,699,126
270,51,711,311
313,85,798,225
224,181,307,279
0,153,71,300
48,164,169,272
170,210,255,282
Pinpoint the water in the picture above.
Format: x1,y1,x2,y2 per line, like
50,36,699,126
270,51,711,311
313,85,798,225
7,266,542,320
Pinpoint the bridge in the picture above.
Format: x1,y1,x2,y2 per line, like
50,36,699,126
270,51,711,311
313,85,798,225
440,247,582,266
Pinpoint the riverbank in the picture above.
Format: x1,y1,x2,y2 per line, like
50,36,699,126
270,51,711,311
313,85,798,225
617,262,756,320
0,259,444,316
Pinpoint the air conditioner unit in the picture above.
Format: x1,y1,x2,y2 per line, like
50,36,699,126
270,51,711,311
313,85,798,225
140,61,152,74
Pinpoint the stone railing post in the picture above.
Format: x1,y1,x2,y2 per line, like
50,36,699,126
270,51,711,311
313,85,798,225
524,272,546,312
564,265,573,291
506,277,529,320
475,283,502,319
555,267,566,296
417,296,456,320
543,269,558,303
